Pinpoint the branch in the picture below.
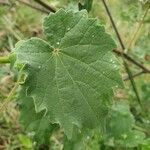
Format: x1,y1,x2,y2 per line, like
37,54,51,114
34,0,56,13
113,49,150,73
102,0,125,50
17,0,49,14
123,70,146,81
127,4,150,49
133,125,150,136
0,65,25,112
0,55,10,64
101,0,142,107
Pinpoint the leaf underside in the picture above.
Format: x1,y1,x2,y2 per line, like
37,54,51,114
14,9,123,139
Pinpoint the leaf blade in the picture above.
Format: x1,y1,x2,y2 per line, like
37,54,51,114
14,9,123,138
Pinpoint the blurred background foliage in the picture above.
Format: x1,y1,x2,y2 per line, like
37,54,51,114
0,0,150,149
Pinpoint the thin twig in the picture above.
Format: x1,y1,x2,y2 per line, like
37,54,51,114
17,0,49,14
102,0,142,107
123,70,146,81
34,0,56,13
2,16,22,40
0,65,25,112
127,4,150,49
102,0,125,50
0,55,10,64
113,49,150,73
133,125,150,136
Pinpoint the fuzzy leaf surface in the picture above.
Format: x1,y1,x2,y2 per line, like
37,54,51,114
14,9,123,138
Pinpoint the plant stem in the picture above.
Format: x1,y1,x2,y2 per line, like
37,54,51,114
0,65,25,112
102,0,125,50
102,0,142,107
133,125,150,136
123,70,146,81
34,0,56,13
17,0,49,14
127,4,150,50
0,55,10,64
113,49,150,73
2,16,22,40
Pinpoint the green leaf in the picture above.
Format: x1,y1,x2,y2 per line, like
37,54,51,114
63,128,85,150
105,101,135,139
117,130,145,148
105,101,145,147
141,138,150,150
18,134,32,149
18,88,54,146
14,9,123,138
